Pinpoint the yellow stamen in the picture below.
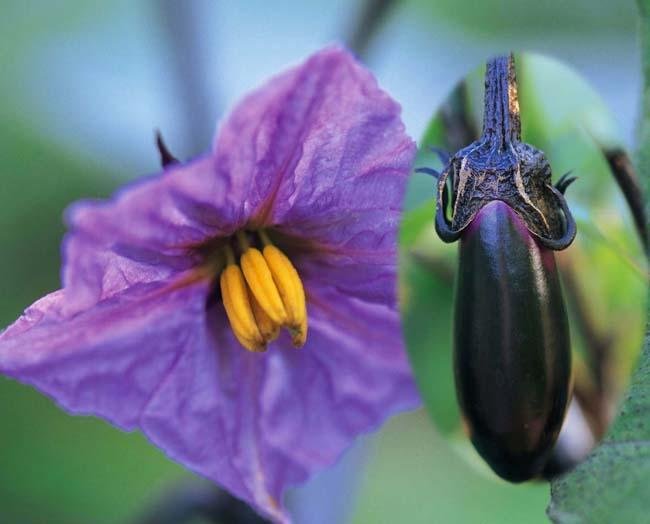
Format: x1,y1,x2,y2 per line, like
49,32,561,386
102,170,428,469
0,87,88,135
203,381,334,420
217,231,308,352
240,243,288,326
249,289,280,343
261,241,308,348
220,251,266,352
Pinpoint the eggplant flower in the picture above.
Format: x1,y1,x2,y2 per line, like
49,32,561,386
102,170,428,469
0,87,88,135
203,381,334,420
0,47,418,522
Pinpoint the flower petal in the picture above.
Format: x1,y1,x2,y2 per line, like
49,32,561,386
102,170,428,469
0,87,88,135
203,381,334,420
213,45,415,240
137,285,418,523
291,226,400,306
66,155,240,252
255,282,419,502
61,154,247,312
139,306,292,522
0,282,291,521
0,280,209,430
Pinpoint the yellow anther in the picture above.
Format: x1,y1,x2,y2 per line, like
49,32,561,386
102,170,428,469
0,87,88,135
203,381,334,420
240,247,288,325
262,244,308,348
249,289,280,343
220,261,266,352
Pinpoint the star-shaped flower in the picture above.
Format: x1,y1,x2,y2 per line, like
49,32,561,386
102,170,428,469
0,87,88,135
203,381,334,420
0,46,418,522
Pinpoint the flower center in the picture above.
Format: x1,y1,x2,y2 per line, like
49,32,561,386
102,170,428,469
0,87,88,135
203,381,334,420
219,229,308,352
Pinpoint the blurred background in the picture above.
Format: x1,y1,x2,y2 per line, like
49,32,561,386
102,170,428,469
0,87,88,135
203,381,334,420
0,1,646,523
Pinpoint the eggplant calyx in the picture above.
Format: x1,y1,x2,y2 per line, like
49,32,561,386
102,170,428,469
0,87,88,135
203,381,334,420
531,184,577,250
430,54,577,251
434,167,462,242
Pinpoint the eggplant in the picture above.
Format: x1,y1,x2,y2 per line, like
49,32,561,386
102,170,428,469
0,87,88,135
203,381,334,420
432,55,577,481
454,200,571,481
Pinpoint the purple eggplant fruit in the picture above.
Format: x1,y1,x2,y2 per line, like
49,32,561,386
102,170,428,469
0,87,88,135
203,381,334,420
433,55,577,481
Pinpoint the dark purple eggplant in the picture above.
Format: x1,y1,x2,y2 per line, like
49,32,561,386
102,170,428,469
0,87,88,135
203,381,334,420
431,55,577,481
455,200,571,481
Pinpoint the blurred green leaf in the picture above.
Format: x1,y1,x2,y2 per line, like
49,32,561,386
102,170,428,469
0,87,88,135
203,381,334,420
547,3,649,522
0,119,113,323
0,377,191,524
353,411,550,524
410,0,635,39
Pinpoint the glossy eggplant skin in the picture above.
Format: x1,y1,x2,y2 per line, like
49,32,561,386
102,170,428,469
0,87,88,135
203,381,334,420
454,200,571,482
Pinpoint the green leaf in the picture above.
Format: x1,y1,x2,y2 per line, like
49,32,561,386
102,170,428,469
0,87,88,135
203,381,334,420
547,3,650,522
547,325,650,523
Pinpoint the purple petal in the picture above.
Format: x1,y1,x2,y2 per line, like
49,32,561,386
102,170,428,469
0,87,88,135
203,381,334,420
0,280,209,430
63,46,414,315
0,277,417,523
61,154,244,312
0,282,293,521
140,306,292,522
291,226,400,306
138,284,418,522
66,155,239,252
256,282,419,497
211,45,413,308
213,45,415,240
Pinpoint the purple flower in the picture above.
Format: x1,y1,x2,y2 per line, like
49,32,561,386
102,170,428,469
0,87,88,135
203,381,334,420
0,47,417,522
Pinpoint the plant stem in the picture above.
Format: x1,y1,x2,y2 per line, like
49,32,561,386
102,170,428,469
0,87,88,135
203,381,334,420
345,0,399,58
156,0,219,155
603,148,648,255
558,252,615,437
440,82,478,153
483,54,521,144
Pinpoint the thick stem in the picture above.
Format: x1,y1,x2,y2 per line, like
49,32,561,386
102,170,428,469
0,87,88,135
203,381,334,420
483,54,521,146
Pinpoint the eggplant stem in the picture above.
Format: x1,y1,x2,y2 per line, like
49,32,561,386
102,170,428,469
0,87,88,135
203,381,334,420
483,54,521,146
